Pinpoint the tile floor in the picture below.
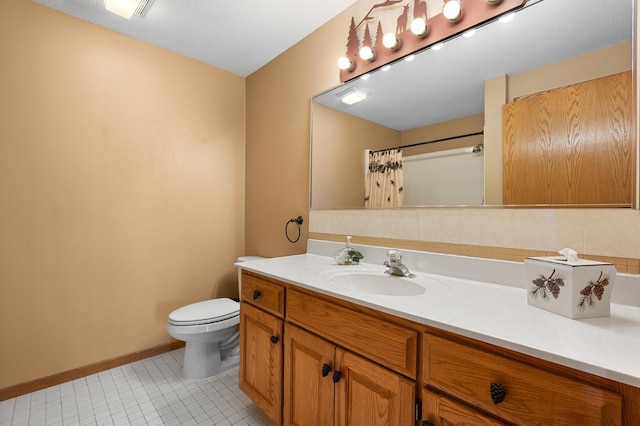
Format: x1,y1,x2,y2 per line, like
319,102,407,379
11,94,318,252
0,349,274,426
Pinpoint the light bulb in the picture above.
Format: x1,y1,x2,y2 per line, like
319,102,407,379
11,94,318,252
359,46,375,61
431,42,444,51
337,56,354,71
381,65,391,71
104,0,138,19
463,28,476,38
499,13,515,23
410,18,428,37
404,54,416,62
383,33,400,50
443,1,462,22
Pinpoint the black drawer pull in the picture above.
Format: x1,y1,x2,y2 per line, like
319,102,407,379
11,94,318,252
253,290,261,300
421,421,434,426
490,382,507,404
270,335,279,344
332,370,342,383
321,363,332,377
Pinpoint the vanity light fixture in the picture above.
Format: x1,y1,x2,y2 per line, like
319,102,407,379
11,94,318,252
410,18,428,37
338,87,368,105
382,33,401,50
359,46,376,61
337,56,355,71
443,0,462,22
104,0,154,19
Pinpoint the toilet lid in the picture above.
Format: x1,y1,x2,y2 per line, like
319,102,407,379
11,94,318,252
168,298,239,326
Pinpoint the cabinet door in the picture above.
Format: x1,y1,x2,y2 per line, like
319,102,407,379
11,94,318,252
239,302,283,425
284,324,335,426
335,349,416,426
502,71,632,205
421,388,507,426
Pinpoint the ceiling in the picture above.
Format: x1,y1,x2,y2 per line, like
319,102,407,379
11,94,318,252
32,0,358,77
314,0,633,131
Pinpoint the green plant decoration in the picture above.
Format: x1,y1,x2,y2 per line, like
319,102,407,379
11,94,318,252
347,249,364,264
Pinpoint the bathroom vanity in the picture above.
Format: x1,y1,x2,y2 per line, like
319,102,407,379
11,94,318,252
237,242,640,425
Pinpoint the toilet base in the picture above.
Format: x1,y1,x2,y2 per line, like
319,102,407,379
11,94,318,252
181,328,240,379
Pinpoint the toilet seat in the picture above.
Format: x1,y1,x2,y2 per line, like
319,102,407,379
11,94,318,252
168,298,239,327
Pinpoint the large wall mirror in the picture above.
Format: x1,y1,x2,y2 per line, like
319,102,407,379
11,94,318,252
311,0,634,209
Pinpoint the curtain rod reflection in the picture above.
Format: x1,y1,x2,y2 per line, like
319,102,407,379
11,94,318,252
369,131,484,154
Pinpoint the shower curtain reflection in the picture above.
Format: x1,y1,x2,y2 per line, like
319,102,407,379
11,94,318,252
365,149,404,208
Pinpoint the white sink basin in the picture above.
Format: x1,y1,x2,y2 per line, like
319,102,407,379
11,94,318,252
320,268,447,296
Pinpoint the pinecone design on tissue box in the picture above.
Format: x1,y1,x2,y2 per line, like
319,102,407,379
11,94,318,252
524,249,616,319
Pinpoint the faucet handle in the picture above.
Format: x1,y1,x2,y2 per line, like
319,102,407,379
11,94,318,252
387,249,402,263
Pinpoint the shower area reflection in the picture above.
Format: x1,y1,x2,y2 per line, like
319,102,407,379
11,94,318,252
402,143,484,206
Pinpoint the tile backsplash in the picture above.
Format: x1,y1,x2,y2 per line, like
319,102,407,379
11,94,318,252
309,208,640,274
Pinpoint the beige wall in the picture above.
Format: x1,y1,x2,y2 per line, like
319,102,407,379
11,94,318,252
245,12,352,256
0,0,245,389
312,104,400,209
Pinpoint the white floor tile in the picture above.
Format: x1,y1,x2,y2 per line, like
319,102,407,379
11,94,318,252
0,349,274,425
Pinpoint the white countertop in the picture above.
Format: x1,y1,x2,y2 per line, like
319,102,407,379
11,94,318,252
237,241,640,388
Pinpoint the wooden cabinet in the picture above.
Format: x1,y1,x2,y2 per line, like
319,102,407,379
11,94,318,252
239,272,285,425
335,348,415,426
284,323,416,426
283,323,335,426
239,270,639,426
422,333,622,426
239,302,283,425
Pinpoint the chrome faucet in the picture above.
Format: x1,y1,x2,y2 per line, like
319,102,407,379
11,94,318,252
383,250,416,278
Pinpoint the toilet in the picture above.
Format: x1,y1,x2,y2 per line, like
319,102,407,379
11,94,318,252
166,256,265,379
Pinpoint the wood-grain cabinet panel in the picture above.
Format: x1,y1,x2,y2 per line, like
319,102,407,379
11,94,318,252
241,271,285,317
286,289,418,379
422,333,622,426
284,323,335,426
239,302,283,425
422,388,507,426
284,323,416,426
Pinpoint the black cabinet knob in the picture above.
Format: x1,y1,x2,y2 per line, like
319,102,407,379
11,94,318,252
321,363,332,377
332,370,342,383
270,335,279,344
490,382,507,404
421,421,434,426
253,290,261,300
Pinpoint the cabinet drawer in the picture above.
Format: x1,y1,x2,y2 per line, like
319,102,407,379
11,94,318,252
422,333,622,426
241,271,285,317
422,388,507,426
287,289,417,379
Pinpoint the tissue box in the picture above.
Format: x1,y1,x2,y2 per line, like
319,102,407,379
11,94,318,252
524,256,616,319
